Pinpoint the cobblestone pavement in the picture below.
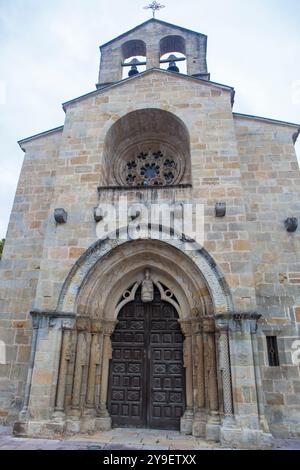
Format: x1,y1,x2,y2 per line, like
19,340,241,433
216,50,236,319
0,426,299,450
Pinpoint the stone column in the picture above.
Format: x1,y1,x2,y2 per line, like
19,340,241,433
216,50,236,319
13,311,76,438
19,313,40,420
192,320,207,438
80,320,103,433
251,324,270,433
146,43,160,69
179,320,194,435
70,319,90,410
54,322,73,416
203,318,220,441
216,313,273,449
97,320,117,431
215,319,234,418
86,320,103,409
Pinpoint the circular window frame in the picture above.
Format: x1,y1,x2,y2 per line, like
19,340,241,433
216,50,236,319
113,138,186,187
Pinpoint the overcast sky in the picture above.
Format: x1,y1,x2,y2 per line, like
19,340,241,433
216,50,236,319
0,0,299,238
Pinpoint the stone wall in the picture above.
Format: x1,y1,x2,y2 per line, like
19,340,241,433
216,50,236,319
0,67,299,439
235,116,300,437
0,130,62,422
34,70,256,315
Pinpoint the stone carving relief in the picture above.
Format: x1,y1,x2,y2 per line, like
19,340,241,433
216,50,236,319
141,269,154,302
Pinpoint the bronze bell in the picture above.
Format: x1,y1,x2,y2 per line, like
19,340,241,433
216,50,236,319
128,58,140,77
167,54,179,73
128,64,139,77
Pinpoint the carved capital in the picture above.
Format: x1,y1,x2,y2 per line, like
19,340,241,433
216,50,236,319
216,312,261,334
103,320,117,336
179,320,192,337
76,317,91,332
31,313,40,329
191,319,203,335
202,317,215,334
91,320,103,334
62,318,76,330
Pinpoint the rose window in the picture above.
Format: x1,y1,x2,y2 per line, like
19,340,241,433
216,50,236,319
124,151,179,187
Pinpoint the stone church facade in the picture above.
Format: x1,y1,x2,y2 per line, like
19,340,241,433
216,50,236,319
0,18,299,448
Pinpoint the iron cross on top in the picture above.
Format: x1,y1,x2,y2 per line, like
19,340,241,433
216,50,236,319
144,1,166,18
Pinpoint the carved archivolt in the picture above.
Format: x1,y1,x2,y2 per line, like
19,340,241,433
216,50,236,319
58,235,233,320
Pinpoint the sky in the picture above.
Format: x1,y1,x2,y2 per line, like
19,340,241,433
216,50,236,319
0,0,299,238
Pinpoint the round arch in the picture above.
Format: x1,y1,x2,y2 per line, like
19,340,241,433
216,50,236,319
103,108,192,186
57,230,233,318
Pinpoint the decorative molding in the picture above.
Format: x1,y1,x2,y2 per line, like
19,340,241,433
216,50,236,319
115,283,139,316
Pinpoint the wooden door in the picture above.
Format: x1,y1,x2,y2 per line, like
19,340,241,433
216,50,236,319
108,287,185,430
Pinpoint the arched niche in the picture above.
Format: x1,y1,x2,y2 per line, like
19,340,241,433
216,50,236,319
103,108,192,186
160,35,186,56
121,40,147,79
160,35,187,74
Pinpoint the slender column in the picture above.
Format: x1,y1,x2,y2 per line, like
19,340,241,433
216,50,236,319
217,324,234,416
54,326,72,413
71,318,90,409
179,320,194,435
99,321,117,417
20,314,40,418
191,319,207,438
194,326,205,410
86,321,102,408
204,319,219,413
180,321,193,410
251,325,270,433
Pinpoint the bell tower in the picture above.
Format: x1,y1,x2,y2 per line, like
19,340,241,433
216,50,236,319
96,18,210,88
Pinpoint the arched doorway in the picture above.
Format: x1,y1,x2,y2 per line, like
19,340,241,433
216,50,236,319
108,286,186,430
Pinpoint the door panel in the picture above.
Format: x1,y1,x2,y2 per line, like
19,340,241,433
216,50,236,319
108,287,185,430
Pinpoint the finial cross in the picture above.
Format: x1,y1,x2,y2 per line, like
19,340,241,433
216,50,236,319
144,1,165,18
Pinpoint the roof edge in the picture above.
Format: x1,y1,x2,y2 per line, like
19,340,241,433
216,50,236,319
18,125,64,150
62,68,235,111
100,18,206,49
233,112,300,130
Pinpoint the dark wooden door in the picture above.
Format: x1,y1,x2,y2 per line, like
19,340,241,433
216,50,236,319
108,287,185,430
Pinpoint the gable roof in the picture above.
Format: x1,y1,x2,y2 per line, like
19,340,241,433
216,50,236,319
62,67,235,111
18,125,64,150
100,18,206,49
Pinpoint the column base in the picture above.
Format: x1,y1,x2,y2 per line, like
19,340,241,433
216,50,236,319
95,416,112,432
180,409,193,435
80,408,97,434
192,411,207,438
13,420,65,439
220,417,274,449
206,412,221,442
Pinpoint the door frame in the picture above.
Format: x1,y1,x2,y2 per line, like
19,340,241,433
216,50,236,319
107,286,186,430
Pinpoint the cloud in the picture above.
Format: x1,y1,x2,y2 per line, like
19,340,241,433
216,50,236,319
0,0,299,238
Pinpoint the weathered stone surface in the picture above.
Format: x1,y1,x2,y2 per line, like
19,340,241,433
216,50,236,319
0,17,299,445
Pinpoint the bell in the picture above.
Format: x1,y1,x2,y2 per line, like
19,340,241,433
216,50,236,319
166,54,180,73
128,64,139,77
167,60,179,73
